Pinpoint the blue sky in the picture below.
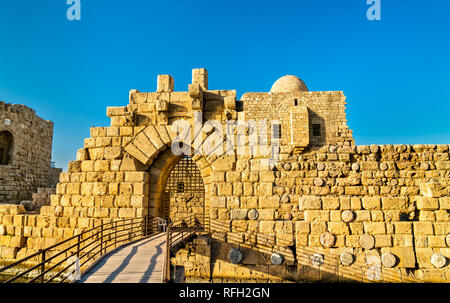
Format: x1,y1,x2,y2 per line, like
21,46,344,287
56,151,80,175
0,0,449,170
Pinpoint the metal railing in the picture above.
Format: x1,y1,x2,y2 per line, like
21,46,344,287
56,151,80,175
0,216,166,283
163,214,209,282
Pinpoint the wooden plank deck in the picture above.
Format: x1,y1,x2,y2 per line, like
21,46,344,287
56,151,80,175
79,232,167,283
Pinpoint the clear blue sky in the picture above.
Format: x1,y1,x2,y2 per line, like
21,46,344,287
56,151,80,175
0,0,449,171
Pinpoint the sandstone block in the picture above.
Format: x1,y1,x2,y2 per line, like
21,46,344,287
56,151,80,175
364,222,386,234
382,197,408,210
415,196,439,210
299,196,322,210
362,197,381,210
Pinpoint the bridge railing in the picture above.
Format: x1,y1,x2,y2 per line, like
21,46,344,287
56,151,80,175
0,216,166,283
163,214,208,282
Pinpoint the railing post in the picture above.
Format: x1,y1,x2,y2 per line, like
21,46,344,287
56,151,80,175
40,250,45,283
164,224,171,283
100,224,104,255
77,234,81,259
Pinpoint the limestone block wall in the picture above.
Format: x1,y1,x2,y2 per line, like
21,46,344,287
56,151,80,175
242,91,354,149
0,102,60,203
173,144,450,282
0,70,448,283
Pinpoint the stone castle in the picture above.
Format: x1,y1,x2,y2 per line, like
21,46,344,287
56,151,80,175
0,102,61,205
0,69,449,282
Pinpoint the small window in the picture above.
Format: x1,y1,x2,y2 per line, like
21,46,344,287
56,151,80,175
176,182,184,193
312,124,321,137
272,124,282,139
0,131,13,165
294,99,298,106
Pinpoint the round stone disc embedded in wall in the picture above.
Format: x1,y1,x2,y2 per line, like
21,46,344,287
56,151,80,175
381,253,397,268
317,163,325,171
341,210,355,223
281,194,290,203
320,232,336,248
314,178,324,187
351,163,360,172
379,163,388,171
248,209,259,220
359,234,375,250
391,179,398,186
283,163,292,171
339,252,354,266
431,253,447,268
311,254,324,266
329,145,337,153
446,234,450,247
271,253,284,265
228,249,243,264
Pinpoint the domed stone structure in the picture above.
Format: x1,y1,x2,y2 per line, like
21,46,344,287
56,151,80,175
270,75,308,93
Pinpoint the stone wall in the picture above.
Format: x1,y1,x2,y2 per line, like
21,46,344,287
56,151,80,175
0,69,448,283
172,144,450,282
0,102,61,203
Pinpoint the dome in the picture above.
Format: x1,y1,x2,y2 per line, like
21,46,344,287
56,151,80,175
270,75,308,93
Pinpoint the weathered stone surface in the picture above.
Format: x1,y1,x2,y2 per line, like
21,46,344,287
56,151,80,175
339,252,354,266
320,232,336,248
299,196,322,210
248,209,259,220
341,210,355,223
430,253,447,268
283,163,292,171
270,253,284,265
311,254,324,266
359,234,375,249
314,178,324,187
230,209,248,220
3,69,450,283
381,253,397,268
228,249,243,264
281,195,290,203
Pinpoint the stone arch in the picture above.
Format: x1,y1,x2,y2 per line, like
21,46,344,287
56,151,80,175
0,129,14,165
147,149,207,224
124,124,233,222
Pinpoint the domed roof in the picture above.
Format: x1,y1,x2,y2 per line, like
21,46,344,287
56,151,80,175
270,75,308,93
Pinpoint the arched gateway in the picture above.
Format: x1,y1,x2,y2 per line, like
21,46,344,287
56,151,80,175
163,155,205,226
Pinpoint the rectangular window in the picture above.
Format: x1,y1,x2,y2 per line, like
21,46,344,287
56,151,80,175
272,124,281,139
294,99,298,106
312,124,321,137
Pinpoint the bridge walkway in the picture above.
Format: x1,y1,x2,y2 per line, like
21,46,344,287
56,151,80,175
79,232,167,283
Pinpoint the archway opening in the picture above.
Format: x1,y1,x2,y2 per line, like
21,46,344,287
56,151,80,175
164,155,205,227
0,131,13,165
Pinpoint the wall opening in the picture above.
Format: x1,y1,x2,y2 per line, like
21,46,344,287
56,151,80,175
164,155,205,226
0,130,13,165
312,124,321,137
272,123,282,139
